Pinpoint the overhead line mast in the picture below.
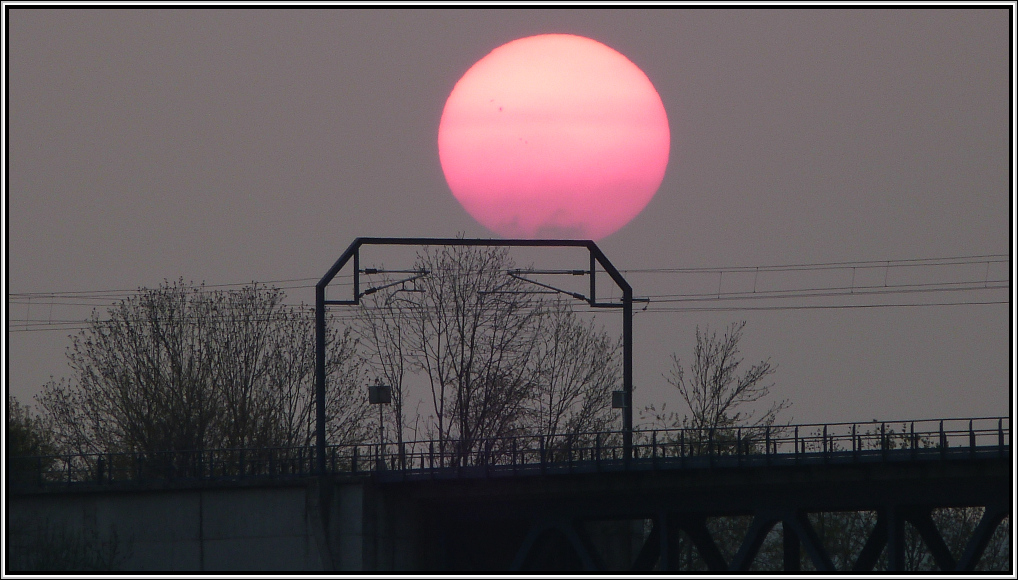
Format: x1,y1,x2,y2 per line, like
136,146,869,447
314,237,637,475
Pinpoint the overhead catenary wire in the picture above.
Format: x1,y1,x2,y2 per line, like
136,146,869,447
640,299,1009,313
9,253,1007,298
7,252,1010,333
11,272,1006,307
648,280,1009,303
8,292,1009,333
618,253,1008,275
8,275,354,300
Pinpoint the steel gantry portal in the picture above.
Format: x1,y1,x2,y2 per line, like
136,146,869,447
314,237,637,475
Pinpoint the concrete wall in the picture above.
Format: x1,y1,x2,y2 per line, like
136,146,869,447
7,482,337,571
8,455,1009,571
329,480,368,571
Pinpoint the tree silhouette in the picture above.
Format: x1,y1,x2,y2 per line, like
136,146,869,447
7,396,57,485
355,246,621,465
37,279,371,460
644,321,789,454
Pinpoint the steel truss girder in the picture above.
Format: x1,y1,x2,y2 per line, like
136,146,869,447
619,505,1009,572
501,504,1010,572
509,517,604,571
418,457,1009,571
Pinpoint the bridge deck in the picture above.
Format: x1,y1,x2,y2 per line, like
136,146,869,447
372,444,1008,484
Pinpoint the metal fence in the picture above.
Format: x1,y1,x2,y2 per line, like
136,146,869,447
7,417,1009,488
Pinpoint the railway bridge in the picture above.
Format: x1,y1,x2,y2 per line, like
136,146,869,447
6,417,1011,571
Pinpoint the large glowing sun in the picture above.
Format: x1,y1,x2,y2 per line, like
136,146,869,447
438,33,670,240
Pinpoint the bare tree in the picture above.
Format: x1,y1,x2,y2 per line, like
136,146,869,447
8,396,56,457
36,279,371,459
405,245,544,464
649,321,789,452
7,396,58,485
527,299,620,440
355,247,624,465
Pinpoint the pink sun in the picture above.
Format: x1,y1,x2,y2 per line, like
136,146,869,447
438,33,670,240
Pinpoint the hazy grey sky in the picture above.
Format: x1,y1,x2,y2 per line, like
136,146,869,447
6,8,1013,425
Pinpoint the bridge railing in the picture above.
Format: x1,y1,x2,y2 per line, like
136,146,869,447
628,417,1010,463
6,417,1008,488
6,445,327,488
366,416,1010,471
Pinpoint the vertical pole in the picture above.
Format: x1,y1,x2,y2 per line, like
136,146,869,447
540,436,546,473
623,286,633,465
652,431,657,468
969,419,975,456
887,508,905,571
567,434,573,471
910,422,916,460
881,423,887,461
998,418,1004,457
656,514,670,571
940,420,946,458
783,522,800,571
823,425,828,462
315,284,327,476
737,428,742,465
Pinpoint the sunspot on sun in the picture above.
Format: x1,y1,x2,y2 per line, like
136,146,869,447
438,33,670,241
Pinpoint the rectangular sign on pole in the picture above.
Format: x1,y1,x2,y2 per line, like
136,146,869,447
612,391,627,409
369,385,392,405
